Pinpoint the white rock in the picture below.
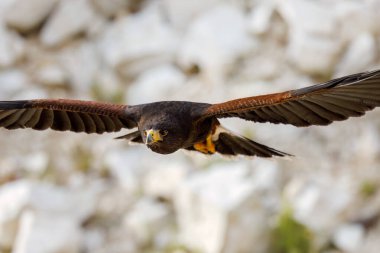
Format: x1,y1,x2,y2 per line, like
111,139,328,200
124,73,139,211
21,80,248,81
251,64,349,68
18,151,49,174
0,22,25,67
27,183,99,221
90,0,128,17
162,0,220,28
175,162,271,253
335,33,376,76
143,161,190,200
126,64,186,104
335,1,380,41
352,124,380,163
5,0,58,32
103,148,145,194
58,41,100,94
104,147,187,195
0,181,32,248
276,0,344,74
91,67,124,101
34,62,68,86
178,4,252,84
0,180,99,250
0,180,100,251
333,224,364,253
286,30,342,75
83,228,106,253
360,225,380,253
13,210,81,253
98,3,179,76
0,0,17,22
12,88,48,101
276,0,337,36
93,227,139,253
0,69,29,99
285,176,354,232
248,2,275,35
250,159,282,192
124,198,171,246
40,0,98,47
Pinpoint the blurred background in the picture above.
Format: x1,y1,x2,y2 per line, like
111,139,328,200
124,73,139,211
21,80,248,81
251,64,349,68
0,0,380,252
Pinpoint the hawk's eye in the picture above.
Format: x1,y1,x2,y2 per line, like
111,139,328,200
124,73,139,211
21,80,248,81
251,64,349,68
160,130,168,136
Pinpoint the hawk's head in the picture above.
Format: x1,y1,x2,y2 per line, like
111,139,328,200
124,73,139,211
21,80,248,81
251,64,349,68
141,121,188,154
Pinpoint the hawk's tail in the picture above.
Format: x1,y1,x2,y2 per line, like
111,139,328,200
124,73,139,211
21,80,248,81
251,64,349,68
115,130,143,143
214,131,291,158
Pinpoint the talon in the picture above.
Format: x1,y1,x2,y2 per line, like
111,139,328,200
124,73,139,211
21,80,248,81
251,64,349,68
193,133,216,154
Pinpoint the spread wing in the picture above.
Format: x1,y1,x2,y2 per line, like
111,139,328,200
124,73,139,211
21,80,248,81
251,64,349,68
0,99,137,134
203,70,380,127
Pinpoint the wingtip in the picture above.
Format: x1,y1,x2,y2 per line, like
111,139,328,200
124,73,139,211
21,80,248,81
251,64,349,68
0,100,29,110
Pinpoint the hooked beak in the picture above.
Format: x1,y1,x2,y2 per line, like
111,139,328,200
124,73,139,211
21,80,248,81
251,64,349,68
145,129,163,144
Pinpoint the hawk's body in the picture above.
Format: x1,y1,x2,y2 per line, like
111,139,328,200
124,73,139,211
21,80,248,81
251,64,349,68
1,70,380,158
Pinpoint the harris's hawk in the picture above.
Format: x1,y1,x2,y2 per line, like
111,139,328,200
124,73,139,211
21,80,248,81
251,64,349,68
1,70,380,158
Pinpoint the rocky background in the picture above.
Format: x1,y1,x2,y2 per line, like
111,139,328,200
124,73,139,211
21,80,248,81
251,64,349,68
0,0,380,253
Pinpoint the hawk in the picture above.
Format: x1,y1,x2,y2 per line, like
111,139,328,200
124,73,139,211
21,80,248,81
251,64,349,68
0,70,380,158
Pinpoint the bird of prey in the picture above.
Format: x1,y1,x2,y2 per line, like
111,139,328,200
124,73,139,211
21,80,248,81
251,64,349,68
0,70,380,158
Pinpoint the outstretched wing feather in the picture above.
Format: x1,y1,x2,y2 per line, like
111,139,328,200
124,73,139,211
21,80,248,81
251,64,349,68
203,70,380,127
0,99,137,134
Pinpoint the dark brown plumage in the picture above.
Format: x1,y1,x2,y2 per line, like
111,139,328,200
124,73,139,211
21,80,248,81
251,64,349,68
1,70,380,158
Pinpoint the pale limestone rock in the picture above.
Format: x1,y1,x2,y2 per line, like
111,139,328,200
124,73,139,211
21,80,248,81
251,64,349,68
27,183,99,221
91,67,124,101
351,124,380,165
104,147,187,195
0,0,17,22
103,148,146,194
58,41,100,94
13,211,82,253
285,176,354,232
124,198,171,246
248,2,275,35
0,181,32,249
11,88,48,101
276,0,337,36
0,69,29,99
361,225,380,253
126,64,186,104
286,30,342,75
0,23,25,67
34,62,68,86
175,163,271,253
93,227,138,253
178,4,252,85
98,2,178,73
5,0,58,32
142,161,190,200
335,1,380,41
83,228,106,253
335,33,376,76
333,224,365,253
90,0,128,17
40,0,98,47
17,152,49,174
276,0,343,74
162,0,220,28
0,180,99,251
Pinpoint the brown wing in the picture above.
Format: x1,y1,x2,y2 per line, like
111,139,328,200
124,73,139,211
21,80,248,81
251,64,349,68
203,70,380,127
0,99,137,134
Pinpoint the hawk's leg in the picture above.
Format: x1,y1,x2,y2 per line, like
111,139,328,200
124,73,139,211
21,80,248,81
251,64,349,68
193,134,216,154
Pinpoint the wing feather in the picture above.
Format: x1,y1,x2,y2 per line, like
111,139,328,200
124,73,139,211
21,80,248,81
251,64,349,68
25,109,43,128
203,70,380,126
0,99,138,134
